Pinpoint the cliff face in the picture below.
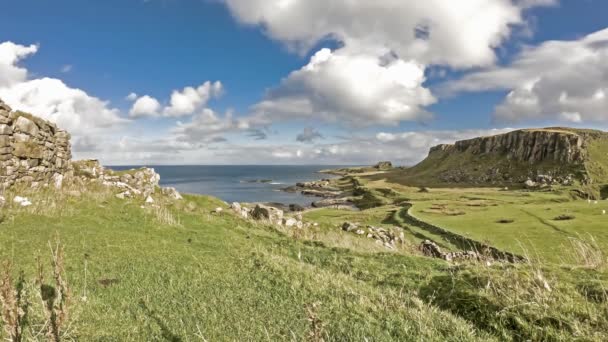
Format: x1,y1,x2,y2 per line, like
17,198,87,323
431,129,587,165
407,128,608,186
0,99,72,188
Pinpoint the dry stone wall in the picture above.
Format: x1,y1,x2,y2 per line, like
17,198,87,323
0,99,72,188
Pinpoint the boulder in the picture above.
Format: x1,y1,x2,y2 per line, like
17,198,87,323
524,179,538,189
342,222,358,232
161,187,183,200
145,196,155,204
289,203,305,212
252,204,284,223
373,161,393,170
0,195,5,207
52,173,64,189
283,218,298,227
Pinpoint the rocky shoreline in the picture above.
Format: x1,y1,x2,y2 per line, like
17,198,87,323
281,178,357,210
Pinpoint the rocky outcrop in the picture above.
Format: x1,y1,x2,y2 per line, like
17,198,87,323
0,99,72,188
413,128,608,186
71,159,166,200
373,161,393,170
445,129,587,164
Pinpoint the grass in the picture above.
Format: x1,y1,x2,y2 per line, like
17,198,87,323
0,176,607,340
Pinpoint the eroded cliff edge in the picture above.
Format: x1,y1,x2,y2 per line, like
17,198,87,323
404,128,608,189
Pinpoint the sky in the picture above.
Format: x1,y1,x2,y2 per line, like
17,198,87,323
1,0,607,165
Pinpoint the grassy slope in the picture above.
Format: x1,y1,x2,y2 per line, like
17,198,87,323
1,179,607,340
0,184,491,341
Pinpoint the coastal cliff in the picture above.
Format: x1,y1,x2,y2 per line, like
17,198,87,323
403,128,608,187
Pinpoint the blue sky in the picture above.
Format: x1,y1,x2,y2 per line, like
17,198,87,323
1,0,607,165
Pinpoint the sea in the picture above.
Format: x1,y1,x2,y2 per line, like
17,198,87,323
108,165,349,205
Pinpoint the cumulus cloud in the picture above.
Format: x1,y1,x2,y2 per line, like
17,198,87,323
129,95,161,118
127,81,224,119
164,81,223,117
0,42,38,87
223,0,551,126
296,127,323,143
444,28,608,123
0,41,127,138
251,48,435,125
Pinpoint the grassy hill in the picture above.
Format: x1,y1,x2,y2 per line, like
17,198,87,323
0,177,607,340
370,128,608,197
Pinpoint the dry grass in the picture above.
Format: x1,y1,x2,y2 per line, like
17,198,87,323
36,239,71,342
0,262,28,342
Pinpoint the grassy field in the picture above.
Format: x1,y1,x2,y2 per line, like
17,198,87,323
0,178,607,340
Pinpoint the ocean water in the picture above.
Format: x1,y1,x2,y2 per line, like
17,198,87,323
109,165,347,205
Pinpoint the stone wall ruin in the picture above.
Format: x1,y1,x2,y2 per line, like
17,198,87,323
0,99,72,188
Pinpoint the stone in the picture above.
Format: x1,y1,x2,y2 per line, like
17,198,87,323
0,135,9,147
342,222,358,232
282,218,298,227
161,187,183,200
12,142,43,159
252,204,284,223
373,161,393,170
214,207,223,214
13,196,32,207
14,116,39,136
0,195,5,207
146,196,155,204
116,191,131,199
524,179,538,189
0,124,12,135
230,202,242,212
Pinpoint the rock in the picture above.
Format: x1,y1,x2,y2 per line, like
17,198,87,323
13,196,32,207
342,222,358,232
145,196,155,204
14,116,39,136
252,204,284,223
420,240,443,258
289,204,305,212
214,207,223,214
524,179,538,189
116,191,130,199
52,173,64,189
283,218,298,227
355,229,365,235
0,195,5,207
161,187,183,200
373,161,393,170
230,202,242,211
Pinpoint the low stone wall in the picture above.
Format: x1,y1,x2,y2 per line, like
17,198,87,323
0,99,72,188
400,204,527,263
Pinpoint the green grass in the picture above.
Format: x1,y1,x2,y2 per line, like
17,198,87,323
1,179,607,340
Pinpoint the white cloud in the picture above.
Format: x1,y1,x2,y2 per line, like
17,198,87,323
126,92,138,101
0,77,128,135
0,41,128,157
0,42,38,87
164,81,223,117
223,0,548,68
444,28,608,123
251,48,435,125
129,95,161,118
223,0,551,126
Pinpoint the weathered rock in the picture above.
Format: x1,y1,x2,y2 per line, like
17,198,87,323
14,116,39,136
162,187,183,200
283,218,298,227
252,204,284,223
0,195,5,207
374,161,393,170
146,196,155,204
342,222,358,232
289,203,305,212
420,240,443,258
